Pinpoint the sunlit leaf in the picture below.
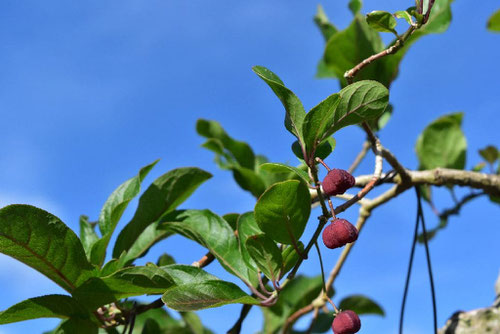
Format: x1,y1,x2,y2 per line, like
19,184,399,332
416,112,467,170
348,0,363,15
314,5,338,41
163,210,257,286
259,163,311,185
329,81,389,135
162,280,260,311
254,180,311,245
0,295,89,324
72,265,174,310
302,93,341,160
113,168,211,257
394,10,414,26
246,234,283,281
366,11,397,34
252,66,306,145
237,212,262,269
0,205,95,292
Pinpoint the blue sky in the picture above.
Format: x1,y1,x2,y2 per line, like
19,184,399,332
1,1,499,333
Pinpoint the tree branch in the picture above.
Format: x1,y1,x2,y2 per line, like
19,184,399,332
348,141,371,174
355,168,500,196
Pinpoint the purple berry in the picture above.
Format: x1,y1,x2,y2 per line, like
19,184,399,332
322,219,358,249
322,169,355,197
332,310,361,334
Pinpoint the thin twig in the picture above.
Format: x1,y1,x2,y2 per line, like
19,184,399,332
348,141,371,174
344,26,417,84
334,135,383,215
282,304,314,334
306,308,320,334
439,192,485,221
355,168,500,196
227,304,253,334
191,252,215,268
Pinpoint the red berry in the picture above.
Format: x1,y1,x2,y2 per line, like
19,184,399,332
332,310,361,334
322,169,355,197
322,219,358,249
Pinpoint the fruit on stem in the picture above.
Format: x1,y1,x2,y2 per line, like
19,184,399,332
332,310,361,334
322,169,355,197
322,219,358,249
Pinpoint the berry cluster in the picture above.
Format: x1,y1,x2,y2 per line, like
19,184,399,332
320,168,358,250
318,165,361,333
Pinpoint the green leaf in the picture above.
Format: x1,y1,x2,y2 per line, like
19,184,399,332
142,319,162,334
113,167,212,257
72,265,174,310
394,10,414,26
252,66,307,144
91,161,158,267
180,312,205,334
222,213,240,231
416,112,467,170
246,234,283,281
314,5,338,41
254,180,311,245
260,163,311,185
196,120,266,198
79,215,98,260
479,145,498,164
197,119,256,169
98,161,158,237
157,253,176,266
0,205,95,292
160,264,219,285
163,210,257,286
489,195,500,205
366,11,397,34
0,295,89,324
232,166,267,198
52,318,98,334
315,137,337,161
305,312,335,333
329,81,389,134
162,280,260,311
120,222,174,266
472,162,486,172
99,252,129,276
338,294,385,316
280,242,304,278
302,93,341,160
320,14,384,86
237,212,262,269
348,0,363,15
133,308,183,334
256,155,295,188
378,0,453,85
487,9,500,32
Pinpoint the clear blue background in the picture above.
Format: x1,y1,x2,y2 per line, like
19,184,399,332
1,1,499,333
